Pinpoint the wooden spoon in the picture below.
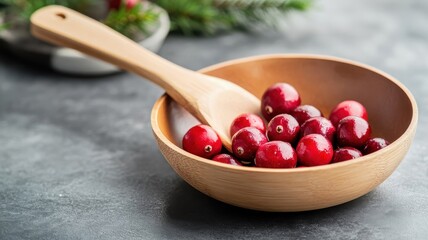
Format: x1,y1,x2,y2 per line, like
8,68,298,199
30,5,260,151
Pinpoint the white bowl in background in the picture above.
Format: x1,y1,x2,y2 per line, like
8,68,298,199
0,3,170,75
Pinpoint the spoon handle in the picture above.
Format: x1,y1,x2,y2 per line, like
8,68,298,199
31,5,210,114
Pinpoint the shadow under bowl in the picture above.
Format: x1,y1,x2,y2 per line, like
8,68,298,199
151,54,418,212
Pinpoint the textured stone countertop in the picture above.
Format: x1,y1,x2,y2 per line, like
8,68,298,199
1,0,427,239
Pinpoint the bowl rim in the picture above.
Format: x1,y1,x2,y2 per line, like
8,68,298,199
151,54,418,173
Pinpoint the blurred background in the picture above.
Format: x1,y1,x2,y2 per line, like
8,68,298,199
0,0,312,74
1,0,427,239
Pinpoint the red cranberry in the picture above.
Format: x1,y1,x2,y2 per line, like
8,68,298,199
126,0,139,9
337,116,371,148
296,134,333,166
232,127,268,162
108,0,121,9
329,100,368,127
363,138,390,155
266,114,300,143
255,141,297,168
290,105,323,125
212,154,243,166
230,113,266,137
109,0,139,10
182,124,222,159
300,117,336,143
332,147,363,163
261,83,301,121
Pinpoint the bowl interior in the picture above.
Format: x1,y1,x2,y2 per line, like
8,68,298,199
159,55,414,148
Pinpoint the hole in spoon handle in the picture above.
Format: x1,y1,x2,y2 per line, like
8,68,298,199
55,12,66,20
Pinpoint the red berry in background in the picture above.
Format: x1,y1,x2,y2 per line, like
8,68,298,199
329,100,368,127
332,147,363,163
125,0,139,9
300,117,336,143
266,114,300,143
230,113,266,137
108,0,121,9
296,134,333,167
212,154,243,166
290,105,323,125
363,138,390,155
261,83,301,121
336,116,372,148
255,141,297,168
108,0,139,10
182,124,222,159
232,127,268,163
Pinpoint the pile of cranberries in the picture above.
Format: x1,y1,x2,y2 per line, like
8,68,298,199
182,83,390,168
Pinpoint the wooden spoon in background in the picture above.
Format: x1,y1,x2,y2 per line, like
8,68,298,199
30,5,260,151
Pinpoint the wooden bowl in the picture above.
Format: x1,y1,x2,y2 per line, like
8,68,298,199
151,54,418,212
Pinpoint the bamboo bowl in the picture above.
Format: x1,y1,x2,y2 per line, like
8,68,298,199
151,54,418,212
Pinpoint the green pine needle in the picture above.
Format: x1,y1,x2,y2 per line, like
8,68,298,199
0,0,159,38
0,0,312,36
0,23,8,31
155,0,313,35
155,0,222,35
103,2,159,39
0,0,88,21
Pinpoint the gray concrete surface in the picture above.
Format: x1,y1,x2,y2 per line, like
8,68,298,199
1,0,428,239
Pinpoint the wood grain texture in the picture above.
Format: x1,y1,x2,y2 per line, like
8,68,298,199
30,5,260,151
151,55,418,212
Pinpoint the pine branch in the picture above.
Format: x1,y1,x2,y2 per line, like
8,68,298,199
215,0,309,9
0,0,159,39
154,0,312,35
104,2,159,39
0,0,312,36
220,0,312,29
0,0,88,21
155,0,223,35
0,21,7,31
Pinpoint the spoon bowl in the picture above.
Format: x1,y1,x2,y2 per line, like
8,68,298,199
151,54,418,212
